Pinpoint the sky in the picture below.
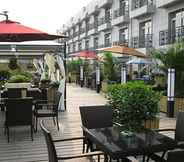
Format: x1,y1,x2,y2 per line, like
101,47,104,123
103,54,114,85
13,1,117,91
0,0,92,34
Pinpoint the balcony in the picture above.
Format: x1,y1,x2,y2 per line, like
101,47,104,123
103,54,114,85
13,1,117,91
113,39,129,46
130,0,155,19
112,8,129,26
99,0,113,8
159,26,184,46
98,17,111,32
131,34,153,48
157,0,182,8
87,23,97,35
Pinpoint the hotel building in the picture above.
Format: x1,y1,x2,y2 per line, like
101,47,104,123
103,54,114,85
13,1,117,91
61,0,184,56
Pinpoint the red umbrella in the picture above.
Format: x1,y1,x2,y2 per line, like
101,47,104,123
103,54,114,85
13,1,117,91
71,51,98,59
0,20,66,42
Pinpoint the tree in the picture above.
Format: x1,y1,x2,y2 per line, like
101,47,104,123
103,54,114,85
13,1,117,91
152,40,184,97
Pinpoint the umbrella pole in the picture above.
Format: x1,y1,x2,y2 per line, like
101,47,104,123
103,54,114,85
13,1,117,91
64,42,67,111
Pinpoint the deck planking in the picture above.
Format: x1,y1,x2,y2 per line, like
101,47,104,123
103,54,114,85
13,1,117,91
0,84,176,162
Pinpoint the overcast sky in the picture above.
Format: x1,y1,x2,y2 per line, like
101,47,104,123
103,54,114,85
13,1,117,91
1,0,92,34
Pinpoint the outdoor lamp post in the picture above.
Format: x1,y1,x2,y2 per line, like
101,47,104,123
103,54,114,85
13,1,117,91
167,68,175,117
121,66,126,84
96,65,100,93
80,65,84,87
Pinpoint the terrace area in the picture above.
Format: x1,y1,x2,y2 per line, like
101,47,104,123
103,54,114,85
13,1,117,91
0,84,176,162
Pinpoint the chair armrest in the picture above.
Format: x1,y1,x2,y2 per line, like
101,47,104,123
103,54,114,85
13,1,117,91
113,122,123,127
53,136,85,142
57,151,104,160
152,128,175,132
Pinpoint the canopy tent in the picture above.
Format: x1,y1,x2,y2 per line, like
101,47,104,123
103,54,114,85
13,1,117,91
126,58,152,65
97,45,147,58
0,20,66,42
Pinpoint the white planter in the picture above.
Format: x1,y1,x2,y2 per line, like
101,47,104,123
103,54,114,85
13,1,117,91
5,83,31,89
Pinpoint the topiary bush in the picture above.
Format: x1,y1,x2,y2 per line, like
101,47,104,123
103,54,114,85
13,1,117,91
107,81,161,131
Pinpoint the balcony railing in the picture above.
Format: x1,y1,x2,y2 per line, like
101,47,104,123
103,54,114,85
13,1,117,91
159,26,184,46
113,7,129,19
131,34,153,48
132,0,153,10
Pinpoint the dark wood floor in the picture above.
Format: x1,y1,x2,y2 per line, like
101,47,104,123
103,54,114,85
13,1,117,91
0,84,176,162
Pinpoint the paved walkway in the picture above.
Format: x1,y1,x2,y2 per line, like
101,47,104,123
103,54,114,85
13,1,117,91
0,83,176,162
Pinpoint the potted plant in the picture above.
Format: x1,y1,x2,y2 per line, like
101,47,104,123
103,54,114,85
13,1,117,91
107,81,161,131
101,52,119,92
152,39,184,115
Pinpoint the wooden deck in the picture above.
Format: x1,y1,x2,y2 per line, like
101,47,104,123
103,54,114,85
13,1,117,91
0,84,176,162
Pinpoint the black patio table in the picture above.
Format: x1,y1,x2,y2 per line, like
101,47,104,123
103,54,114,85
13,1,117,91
83,126,177,162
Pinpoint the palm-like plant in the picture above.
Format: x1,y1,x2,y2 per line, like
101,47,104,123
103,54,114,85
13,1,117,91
152,40,184,97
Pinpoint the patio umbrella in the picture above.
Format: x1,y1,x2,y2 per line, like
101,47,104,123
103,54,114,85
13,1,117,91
70,51,98,59
0,20,66,42
126,58,152,65
97,45,147,58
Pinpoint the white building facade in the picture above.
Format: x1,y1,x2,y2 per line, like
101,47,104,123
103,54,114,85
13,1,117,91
61,0,184,55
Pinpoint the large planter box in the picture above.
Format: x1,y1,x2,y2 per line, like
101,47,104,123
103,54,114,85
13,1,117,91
159,95,184,116
144,118,159,129
5,82,31,89
101,81,108,93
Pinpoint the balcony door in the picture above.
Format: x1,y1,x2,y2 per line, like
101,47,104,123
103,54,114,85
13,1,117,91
119,28,128,45
139,20,152,48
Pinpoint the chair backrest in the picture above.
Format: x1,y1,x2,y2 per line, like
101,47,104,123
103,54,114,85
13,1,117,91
7,88,23,98
40,120,58,162
175,111,184,141
167,150,184,162
79,105,113,129
5,97,33,126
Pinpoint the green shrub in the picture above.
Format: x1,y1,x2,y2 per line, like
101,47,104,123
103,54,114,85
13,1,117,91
8,74,31,83
107,81,161,131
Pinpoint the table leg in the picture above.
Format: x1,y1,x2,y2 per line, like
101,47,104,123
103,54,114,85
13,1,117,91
142,155,146,162
104,154,108,162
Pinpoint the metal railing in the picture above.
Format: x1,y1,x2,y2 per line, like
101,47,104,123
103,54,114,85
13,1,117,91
132,0,153,10
159,26,184,46
131,34,153,48
113,7,129,19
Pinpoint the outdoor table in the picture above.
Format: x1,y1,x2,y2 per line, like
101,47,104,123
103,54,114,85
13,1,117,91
83,126,177,162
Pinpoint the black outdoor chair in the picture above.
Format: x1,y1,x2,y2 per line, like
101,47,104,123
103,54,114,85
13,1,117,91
4,97,33,142
148,150,184,162
79,105,136,162
40,120,104,162
79,105,113,153
34,91,61,132
7,88,27,98
147,111,184,162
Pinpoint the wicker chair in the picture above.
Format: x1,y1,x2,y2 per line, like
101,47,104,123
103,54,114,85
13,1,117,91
34,91,61,132
40,120,103,162
4,97,33,142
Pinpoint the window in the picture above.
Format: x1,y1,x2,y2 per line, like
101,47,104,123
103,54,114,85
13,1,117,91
104,33,111,47
169,9,184,42
85,40,89,50
105,8,112,23
139,20,152,47
78,42,82,51
119,28,128,44
94,37,98,49
120,0,129,16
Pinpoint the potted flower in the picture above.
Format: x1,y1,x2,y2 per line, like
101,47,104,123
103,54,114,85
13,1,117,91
107,81,161,131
